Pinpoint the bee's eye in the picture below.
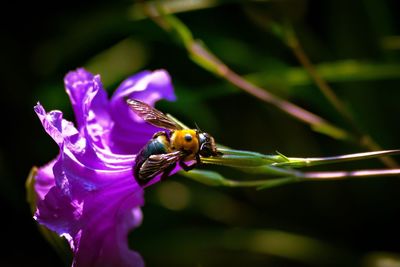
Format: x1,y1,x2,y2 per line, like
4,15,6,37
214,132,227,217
184,134,192,142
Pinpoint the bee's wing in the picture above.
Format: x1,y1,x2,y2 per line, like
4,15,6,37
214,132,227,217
138,150,184,180
126,98,183,130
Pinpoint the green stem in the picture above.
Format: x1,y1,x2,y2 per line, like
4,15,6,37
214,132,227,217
276,149,400,168
129,0,220,21
284,23,398,168
179,169,299,189
285,24,354,124
205,148,400,169
143,3,354,142
182,166,400,191
190,41,352,141
301,169,400,180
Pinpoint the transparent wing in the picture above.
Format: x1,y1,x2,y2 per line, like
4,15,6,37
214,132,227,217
126,98,183,130
138,150,184,180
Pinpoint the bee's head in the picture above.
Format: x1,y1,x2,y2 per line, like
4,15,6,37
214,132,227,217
197,131,220,157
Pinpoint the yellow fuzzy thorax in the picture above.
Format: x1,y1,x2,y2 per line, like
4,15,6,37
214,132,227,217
170,129,199,160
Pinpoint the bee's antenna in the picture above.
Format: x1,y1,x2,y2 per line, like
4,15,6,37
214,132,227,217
194,122,201,131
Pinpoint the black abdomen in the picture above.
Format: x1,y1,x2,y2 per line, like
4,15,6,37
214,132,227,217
134,138,169,181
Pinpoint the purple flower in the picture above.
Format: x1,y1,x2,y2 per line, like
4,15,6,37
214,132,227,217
33,68,176,267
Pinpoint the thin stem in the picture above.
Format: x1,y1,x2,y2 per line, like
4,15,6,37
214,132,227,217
224,66,343,129
286,27,353,123
190,41,352,141
206,148,400,169
129,0,220,21
276,149,400,168
285,25,398,168
143,3,354,142
302,169,400,180
181,166,400,190
358,135,398,168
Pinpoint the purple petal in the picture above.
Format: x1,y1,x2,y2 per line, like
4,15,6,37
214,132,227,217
34,104,145,267
109,70,176,154
35,184,81,238
71,182,144,267
34,103,80,146
64,69,113,152
36,171,144,267
33,68,179,267
34,159,57,201
63,68,94,130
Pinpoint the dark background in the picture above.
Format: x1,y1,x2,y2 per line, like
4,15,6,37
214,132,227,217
1,0,400,266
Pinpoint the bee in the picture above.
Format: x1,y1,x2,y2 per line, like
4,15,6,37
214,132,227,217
126,99,221,186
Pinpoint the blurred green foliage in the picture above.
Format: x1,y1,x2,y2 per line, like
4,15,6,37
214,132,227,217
1,0,400,266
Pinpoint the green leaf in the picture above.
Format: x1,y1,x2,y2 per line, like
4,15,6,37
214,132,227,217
180,169,298,188
179,169,227,186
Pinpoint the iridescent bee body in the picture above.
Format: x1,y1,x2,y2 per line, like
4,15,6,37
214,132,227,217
126,99,220,186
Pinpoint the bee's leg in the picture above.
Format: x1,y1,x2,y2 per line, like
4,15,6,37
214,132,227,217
179,160,194,171
195,154,201,164
160,162,177,181
179,154,201,171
